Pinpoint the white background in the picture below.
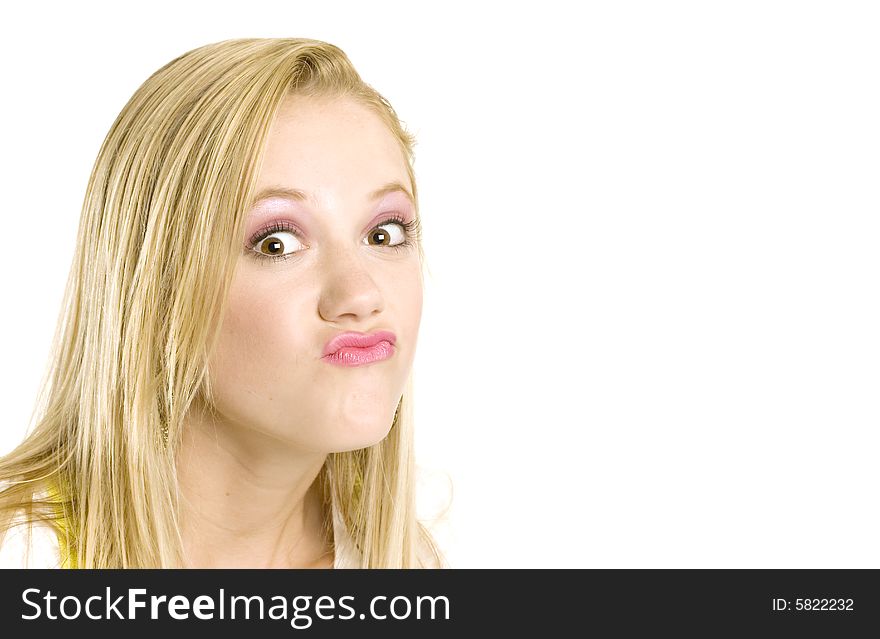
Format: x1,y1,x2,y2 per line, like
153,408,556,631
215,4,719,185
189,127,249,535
1,1,878,567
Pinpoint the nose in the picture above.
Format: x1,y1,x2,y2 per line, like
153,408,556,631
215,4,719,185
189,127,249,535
317,246,384,324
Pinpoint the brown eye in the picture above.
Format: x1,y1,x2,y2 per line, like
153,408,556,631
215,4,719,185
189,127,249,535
253,231,303,258
364,223,405,247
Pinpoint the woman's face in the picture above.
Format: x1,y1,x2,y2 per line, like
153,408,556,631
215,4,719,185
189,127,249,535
205,95,423,452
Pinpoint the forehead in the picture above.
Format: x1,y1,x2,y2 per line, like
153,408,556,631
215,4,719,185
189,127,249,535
256,95,410,199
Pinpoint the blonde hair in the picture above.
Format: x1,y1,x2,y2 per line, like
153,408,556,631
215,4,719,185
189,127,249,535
0,38,446,568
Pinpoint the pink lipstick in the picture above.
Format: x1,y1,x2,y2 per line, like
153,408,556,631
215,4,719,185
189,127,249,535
322,330,396,367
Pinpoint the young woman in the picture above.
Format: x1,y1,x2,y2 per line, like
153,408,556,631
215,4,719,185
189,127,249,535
0,38,445,569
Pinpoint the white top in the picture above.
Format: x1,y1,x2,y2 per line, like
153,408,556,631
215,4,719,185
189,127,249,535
0,491,361,569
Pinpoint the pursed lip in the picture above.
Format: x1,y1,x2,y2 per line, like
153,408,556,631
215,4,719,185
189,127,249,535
322,330,397,357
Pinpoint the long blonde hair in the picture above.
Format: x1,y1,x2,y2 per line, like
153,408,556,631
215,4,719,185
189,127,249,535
0,38,445,568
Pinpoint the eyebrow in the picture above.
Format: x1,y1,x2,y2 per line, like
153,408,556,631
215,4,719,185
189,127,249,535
249,181,413,208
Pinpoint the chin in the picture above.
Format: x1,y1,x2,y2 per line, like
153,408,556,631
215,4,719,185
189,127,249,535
330,415,396,452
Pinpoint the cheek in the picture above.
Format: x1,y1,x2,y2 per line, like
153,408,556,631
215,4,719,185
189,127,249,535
208,277,309,406
387,265,423,334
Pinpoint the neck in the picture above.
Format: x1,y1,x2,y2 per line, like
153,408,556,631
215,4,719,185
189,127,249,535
176,400,334,568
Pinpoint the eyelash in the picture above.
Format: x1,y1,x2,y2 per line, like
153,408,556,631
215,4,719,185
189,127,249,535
246,215,422,264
